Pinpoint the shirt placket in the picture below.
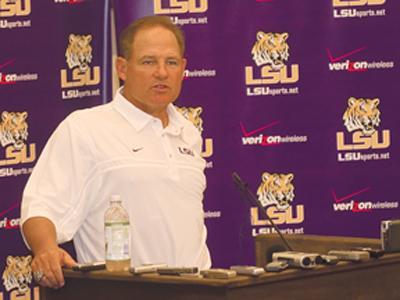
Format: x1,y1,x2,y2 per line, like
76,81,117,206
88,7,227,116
153,120,180,181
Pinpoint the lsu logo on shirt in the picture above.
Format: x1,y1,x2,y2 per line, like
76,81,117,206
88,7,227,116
332,0,385,7
251,172,304,228
60,34,100,88
245,31,300,96
336,97,390,151
0,0,31,17
0,111,36,166
176,106,213,158
154,0,208,14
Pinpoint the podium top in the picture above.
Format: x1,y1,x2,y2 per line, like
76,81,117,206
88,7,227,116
41,252,400,300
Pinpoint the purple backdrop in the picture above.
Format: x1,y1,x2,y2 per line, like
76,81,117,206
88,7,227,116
0,1,399,298
113,0,400,268
0,0,110,299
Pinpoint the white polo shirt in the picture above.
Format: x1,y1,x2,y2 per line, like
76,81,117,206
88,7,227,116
21,87,211,269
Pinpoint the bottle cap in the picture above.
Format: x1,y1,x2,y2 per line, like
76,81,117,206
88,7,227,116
110,195,121,202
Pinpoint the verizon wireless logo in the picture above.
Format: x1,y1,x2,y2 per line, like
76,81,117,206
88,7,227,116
240,121,307,146
0,58,38,84
0,202,20,230
327,46,394,72
331,187,398,212
54,0,86,4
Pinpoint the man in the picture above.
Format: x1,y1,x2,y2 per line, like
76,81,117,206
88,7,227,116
20,15,211,289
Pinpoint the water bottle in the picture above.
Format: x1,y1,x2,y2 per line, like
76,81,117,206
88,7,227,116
104,195,131,271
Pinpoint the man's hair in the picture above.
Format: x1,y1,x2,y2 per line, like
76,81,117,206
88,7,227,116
119,15,185,59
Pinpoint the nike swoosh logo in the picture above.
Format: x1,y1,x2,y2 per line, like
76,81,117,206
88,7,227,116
331,187,371,203
132,147,143,153
240,121,280,137
0,58,16,70
326,46,367,63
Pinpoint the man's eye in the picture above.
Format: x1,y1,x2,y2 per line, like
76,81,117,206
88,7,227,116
167,60,178,66
142,60,154,65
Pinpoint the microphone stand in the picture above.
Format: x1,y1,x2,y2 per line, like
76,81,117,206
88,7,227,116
232,172,293,251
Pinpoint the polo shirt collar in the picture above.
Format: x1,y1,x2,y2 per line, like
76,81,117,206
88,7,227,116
112,86,185,135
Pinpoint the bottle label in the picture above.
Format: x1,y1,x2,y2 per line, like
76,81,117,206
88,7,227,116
105,222,130,261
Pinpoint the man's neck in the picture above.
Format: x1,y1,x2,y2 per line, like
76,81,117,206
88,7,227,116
121,88,169,128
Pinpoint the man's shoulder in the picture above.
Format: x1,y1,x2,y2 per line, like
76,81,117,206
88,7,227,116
171,105,202,137
66,102,114,124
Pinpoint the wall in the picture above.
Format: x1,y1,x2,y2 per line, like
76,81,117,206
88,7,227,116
0,0,399,298
113,0,400,267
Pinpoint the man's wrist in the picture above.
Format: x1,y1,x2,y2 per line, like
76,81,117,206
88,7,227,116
32,243,60,256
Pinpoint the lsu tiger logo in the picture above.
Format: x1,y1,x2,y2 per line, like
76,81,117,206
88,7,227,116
343,97,380,136
257,172,295,210
65,34,93,73
177,106,203,133
0,111,28,150
2,256,32,294
251,32,289,70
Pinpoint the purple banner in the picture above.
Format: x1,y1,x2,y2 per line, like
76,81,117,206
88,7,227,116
0,0,110,298
113,0,400,268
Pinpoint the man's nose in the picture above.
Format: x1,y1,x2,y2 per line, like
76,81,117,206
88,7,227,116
155,62,168,78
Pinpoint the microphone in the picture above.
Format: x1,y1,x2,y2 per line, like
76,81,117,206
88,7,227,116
232,172,328,269
231,172,293,252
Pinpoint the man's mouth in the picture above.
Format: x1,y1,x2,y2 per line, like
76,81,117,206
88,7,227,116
152,84,169,91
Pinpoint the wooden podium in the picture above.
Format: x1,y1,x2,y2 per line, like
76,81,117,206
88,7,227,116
41,235,400,300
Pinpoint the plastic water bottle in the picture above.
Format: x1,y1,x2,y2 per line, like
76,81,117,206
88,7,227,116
104,195,131,271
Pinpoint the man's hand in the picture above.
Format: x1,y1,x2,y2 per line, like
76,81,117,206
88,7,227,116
31,246,76,289
22,217,77,289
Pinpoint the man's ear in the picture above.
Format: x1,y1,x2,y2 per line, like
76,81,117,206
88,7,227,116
181,58,187,77
116,56,128,81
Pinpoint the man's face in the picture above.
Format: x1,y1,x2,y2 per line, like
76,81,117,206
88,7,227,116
116,26,187,116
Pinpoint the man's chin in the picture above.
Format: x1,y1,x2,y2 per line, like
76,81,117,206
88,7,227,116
152,94,177,104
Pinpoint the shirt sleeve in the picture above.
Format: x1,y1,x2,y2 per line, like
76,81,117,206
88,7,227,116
180,120,203,156
20,114,97,245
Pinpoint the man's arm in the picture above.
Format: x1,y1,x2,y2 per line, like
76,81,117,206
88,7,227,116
22,217,76,289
